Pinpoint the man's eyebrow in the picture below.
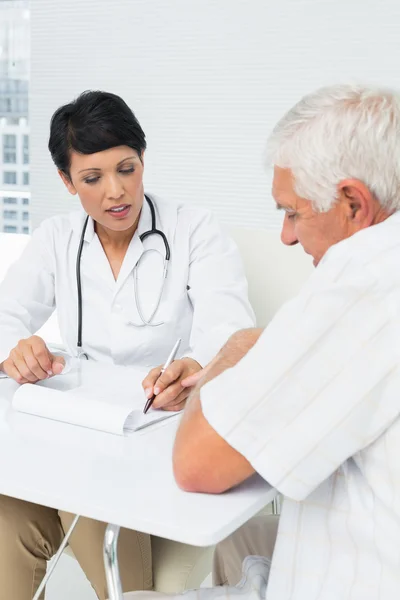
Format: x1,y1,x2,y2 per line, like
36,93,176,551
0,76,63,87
275,202,296,213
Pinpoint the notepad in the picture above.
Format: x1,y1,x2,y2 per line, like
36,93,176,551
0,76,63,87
11,360,180,435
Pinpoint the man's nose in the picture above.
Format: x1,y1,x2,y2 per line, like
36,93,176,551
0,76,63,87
280,214,299,246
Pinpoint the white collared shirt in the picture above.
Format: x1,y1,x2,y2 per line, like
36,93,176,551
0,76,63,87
202,211,400,599
0,195,255,367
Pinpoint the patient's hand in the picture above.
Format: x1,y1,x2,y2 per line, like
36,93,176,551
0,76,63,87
1,335,65,384
142,357,201,412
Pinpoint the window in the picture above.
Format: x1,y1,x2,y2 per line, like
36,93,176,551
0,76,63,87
22,211,29,221
0,2,30,236
3,210,18,220
23,135,29,165
0,98,12,113
3,171,17,185
22,226,29,234
3,135,17,163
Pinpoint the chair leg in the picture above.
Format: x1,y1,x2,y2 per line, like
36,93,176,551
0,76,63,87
271,495,281,515
104,523,123,600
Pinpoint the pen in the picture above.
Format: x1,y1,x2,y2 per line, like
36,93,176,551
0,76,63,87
143,338,182,414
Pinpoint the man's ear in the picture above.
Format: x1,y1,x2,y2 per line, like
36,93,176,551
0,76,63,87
337,179,375,226
58,170,77,195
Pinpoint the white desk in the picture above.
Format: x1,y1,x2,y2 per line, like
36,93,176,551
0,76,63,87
0,378,275,547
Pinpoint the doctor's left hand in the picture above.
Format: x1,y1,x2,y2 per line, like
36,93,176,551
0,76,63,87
142,358,202,412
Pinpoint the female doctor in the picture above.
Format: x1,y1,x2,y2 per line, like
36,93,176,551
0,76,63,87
0,91,255,600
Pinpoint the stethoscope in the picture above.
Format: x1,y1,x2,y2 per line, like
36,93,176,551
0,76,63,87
76,195,171,359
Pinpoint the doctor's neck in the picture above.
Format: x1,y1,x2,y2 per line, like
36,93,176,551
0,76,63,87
95,215,140,251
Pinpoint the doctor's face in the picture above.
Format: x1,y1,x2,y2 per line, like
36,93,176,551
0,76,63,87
61,145,145,234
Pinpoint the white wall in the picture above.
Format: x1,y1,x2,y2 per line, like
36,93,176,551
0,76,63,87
30,0,400,231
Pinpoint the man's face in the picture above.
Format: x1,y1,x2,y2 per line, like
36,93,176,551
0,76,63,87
272,167,357,266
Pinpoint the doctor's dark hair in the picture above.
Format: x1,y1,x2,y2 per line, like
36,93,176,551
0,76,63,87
48,90,147,178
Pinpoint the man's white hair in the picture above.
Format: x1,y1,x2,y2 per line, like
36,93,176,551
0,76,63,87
266,84,400,212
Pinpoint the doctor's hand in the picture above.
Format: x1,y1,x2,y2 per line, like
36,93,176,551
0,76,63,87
142,358,202,412
0,336,65,384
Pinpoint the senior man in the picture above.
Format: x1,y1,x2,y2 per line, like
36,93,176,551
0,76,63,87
126,84,400,600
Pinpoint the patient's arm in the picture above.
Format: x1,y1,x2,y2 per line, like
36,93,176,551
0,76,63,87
173,328,263,494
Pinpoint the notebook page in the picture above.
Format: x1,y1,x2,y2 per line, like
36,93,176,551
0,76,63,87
124,409,180,433
12,384,134,435
11,361,183,435
12,361,149,435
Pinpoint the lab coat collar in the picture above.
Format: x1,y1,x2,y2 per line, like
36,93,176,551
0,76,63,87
137,194,153,237
114,198,153,292
83,212,95,243
114,194,178,296
73,197,151,294
73,195,174,295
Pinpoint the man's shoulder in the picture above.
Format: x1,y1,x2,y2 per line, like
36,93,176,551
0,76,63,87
318,212,400,281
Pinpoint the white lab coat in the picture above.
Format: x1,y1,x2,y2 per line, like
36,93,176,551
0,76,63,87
0,196,255,368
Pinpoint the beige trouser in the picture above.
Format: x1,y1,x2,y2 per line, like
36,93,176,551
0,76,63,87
122,515,279,600
0,494,152,600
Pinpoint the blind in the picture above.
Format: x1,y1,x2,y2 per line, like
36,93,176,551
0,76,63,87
30,0,400,230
